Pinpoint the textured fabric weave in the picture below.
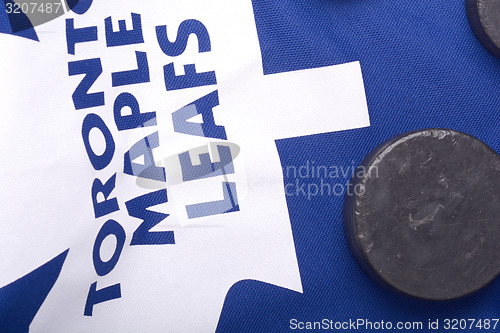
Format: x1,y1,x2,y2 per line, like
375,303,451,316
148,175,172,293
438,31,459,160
218,1,500,332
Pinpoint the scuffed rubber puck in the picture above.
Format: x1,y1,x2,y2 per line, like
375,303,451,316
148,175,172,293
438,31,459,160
344,129,500,300
466,0,500,58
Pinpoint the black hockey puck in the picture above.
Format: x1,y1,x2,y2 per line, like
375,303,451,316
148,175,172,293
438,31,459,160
466,0,500,58
344,129,500,300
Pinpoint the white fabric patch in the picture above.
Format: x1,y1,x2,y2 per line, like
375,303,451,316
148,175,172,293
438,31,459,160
0,0,370,331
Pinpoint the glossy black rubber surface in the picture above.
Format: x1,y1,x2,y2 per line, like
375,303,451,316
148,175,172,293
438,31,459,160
466,0,500,58
344,129,500,300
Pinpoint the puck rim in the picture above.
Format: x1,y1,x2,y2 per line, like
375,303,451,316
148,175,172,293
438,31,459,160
466,0,500,59
344,128,500,301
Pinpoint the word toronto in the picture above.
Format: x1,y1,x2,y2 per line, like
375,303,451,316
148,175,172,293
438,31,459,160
66,2,238,316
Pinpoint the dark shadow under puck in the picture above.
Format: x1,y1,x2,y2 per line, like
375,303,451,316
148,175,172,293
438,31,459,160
344,129,500,300
466,0,500,58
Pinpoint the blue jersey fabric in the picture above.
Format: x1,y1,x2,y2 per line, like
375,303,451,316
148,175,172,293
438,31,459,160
217,0,500,332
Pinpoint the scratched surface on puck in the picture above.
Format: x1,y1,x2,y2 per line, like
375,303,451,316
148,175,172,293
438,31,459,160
467,0,500,58
344,129,500,300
